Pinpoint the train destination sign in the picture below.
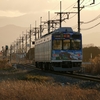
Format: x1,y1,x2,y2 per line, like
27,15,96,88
53,34,70,39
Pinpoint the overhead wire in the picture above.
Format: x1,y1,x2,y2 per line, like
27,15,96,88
51,0,84,22
72,1,100,31
81,0,91,6
72,23,83,29
50,1,78,25
61,1,78,22
63,1,77,11
41,0,100,31
72,24,78,29
69,13,77,19
66,0,85,20
89,1,100,7
41,1,60,20
81,22,100,30
80,0,85,5
69,6,84,20
84,1,100,7
83,14,100,24
61,1,77,17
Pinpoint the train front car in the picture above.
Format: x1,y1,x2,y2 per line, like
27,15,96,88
51,27,82,72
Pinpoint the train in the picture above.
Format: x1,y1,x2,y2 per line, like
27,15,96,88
34,27,82,72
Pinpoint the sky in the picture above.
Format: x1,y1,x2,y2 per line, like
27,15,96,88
0,0,100,49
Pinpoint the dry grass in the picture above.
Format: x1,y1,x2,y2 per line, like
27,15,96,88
0,59,12,70
83,56,100,75
0,80,99,100
0,59,100,100
23,74,53,82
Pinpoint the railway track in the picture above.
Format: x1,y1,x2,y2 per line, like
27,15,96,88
17,64,100,83
49,71,100,83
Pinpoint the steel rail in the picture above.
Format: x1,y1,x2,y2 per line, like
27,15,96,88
18,64,100,83
46,71,100,83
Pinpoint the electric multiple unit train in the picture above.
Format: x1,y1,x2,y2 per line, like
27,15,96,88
35,27,82,72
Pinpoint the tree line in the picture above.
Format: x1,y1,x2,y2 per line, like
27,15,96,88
83,46,100,62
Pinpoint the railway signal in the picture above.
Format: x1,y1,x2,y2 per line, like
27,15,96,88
5,45,8,50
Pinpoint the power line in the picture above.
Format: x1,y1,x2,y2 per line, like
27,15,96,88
51,2,60,10
66,6,83,20
72,24,78,29
51,14,58,20
84,0,91,4
68,6,84,20
72,23,83,29
63,2,77,11
84,1,100,7
61,2,77,19
81,22,100,30
41,2,60,20
90,1,100,7
80,0,85,5
69,13,77,19
83,14,100,24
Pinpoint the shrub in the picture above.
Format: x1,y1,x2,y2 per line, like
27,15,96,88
83,56,100,75
0,59,12,70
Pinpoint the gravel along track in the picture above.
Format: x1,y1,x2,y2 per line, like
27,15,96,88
42,71,100,90
17,64,100,90
0,64,100,90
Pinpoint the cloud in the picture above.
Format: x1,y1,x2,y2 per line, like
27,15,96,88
0,0,59,13
0,0,42,13
0,0,65,17
0,10,26,17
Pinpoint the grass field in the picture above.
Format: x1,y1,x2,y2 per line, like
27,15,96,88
0,59,100,100
0,80,100,100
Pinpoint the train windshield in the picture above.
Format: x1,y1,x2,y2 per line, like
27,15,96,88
71,39,81,50
53,40,62,50
53,39,81,50
52,34,81,50
63,40,70,50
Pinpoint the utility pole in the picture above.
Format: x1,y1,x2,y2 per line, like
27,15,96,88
2,46,4,57
47,11,60,32
48,11,50,33
19,37,22,53
60,1,62,28
10,45,12,62
35,23,39,40
22,36,23,53
77,0,95,33
55,1,77,28
55,1,62,28
78,0,80,33
25,30,28,53
22,32,24,53
32,21,39,40
90,0,95,5
41,12,60,34
13,41,16,53
16,40,18,53
40,17,42,38
29,24,32,49
73,0,84,33
35,21,37,40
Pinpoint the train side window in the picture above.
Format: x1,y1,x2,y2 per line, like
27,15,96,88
53,40,62,50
